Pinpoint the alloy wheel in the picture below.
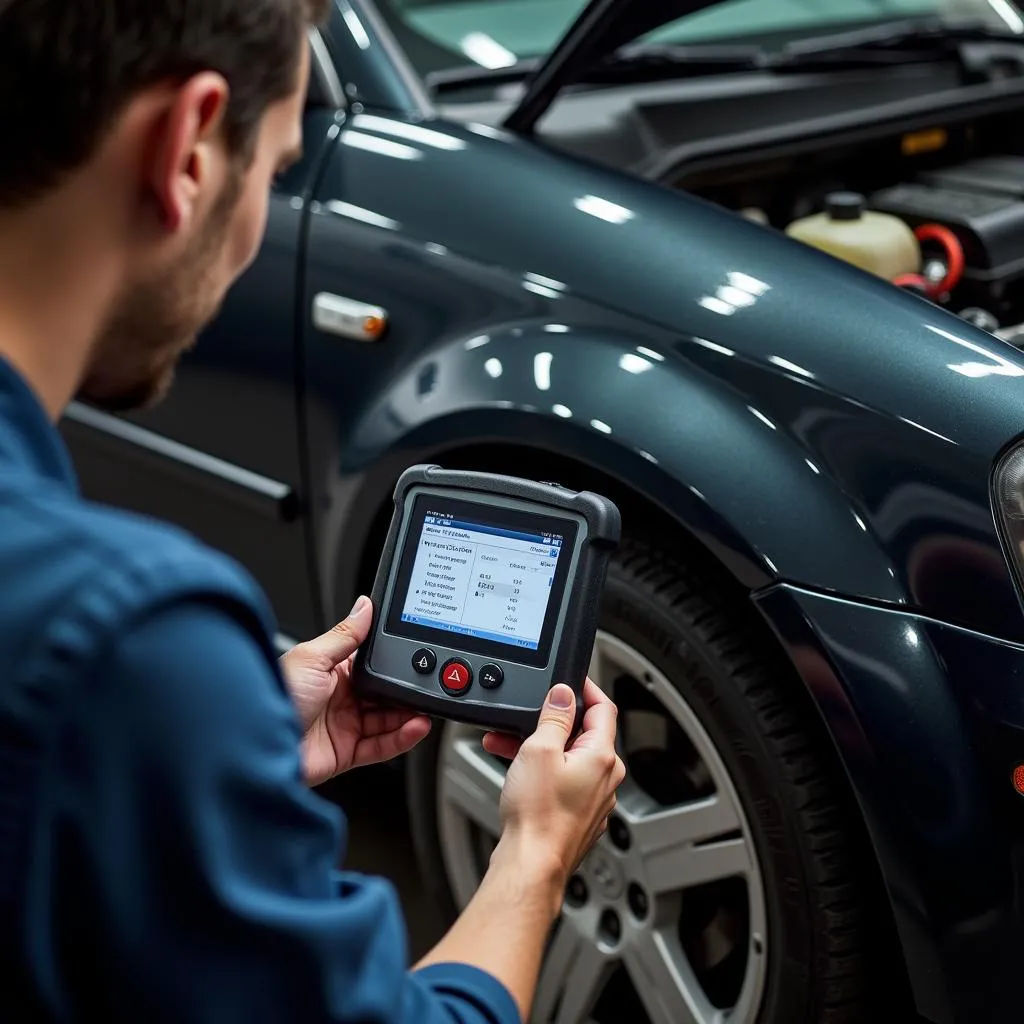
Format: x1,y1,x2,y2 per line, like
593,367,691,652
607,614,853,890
435,630,769,1024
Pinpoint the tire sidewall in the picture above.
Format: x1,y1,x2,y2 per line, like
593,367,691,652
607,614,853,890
601,562,815,1022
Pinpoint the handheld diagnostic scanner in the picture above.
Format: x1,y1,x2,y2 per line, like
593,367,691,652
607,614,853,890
352,466,621,735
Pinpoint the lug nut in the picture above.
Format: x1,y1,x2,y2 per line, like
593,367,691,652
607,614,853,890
599,909,622,945
608,814,631,851
566,875,588,907
628,883,648,920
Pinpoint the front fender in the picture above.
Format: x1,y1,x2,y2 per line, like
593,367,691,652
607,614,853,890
325,325,1024,1022
333,321,909,609
319,108,1024,641
756,584,1024,1024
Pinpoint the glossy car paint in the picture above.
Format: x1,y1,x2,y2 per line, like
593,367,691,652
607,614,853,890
59,5,1024,1021
758,584,1024,1024
308,104,1024,639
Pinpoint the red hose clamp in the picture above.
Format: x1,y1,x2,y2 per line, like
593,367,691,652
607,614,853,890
914,223,965,297
892,272,931,294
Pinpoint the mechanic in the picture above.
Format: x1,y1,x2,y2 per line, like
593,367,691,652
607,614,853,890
0,2,626,1022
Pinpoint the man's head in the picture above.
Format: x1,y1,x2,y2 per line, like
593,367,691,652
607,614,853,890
0,0,329,411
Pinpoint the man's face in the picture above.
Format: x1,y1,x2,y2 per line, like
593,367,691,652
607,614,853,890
79,44,309,412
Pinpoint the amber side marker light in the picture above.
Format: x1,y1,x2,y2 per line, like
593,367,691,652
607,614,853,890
363,315,387,340
1012,764,1024,795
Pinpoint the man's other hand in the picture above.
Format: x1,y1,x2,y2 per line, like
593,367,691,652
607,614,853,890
490,679,626,887
280,596,432,785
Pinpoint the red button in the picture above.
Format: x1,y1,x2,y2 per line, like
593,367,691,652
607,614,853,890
439,658,472,694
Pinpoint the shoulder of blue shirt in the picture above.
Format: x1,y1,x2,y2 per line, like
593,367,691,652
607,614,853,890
10,493,521,1024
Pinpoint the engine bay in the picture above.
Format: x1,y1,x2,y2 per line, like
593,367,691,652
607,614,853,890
678,112,1024,336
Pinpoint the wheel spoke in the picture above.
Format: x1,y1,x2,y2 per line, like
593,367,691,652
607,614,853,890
533,918,615,1024
629,793,741,849
439,736,504,838
624,928,717,1024
648,833,752,894
627,796,752,894
436,629,770,1024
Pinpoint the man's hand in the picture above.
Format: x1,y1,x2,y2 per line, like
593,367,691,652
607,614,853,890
415,679,626,1022
280,596,431,786
490,680,626,887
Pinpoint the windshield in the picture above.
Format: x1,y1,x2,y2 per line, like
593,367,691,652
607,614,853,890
376,0,1022,80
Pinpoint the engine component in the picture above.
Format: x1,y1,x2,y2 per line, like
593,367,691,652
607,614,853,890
913,223,965,296
786,192,920,280
959,306,1001,333
920,156,1024,200
997,321,1024,345
871,181,1024,288
892,273,932,296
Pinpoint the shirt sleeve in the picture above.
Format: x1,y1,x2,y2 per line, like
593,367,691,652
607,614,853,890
30,600,520,1024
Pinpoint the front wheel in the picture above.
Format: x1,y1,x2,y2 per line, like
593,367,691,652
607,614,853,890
407,539,874,1023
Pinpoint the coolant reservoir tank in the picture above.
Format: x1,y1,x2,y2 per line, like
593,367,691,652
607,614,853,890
786,192,920,279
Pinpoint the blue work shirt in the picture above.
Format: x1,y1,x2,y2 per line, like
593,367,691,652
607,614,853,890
0,357,519,1024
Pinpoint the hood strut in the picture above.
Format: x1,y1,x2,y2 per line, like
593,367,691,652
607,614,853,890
503,0,724,135
504,0,620,134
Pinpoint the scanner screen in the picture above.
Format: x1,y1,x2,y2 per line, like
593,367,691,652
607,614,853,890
400,511,564,651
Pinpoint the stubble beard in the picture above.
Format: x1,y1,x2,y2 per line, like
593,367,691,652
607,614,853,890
78,171,243,414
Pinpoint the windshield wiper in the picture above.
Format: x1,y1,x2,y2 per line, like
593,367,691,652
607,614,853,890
427,18,1024,96
428,59,541,94
765,17,1024,71
586,41,762,79
428,42,760,95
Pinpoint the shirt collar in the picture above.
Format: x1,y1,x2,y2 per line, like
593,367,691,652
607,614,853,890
0,356,78,492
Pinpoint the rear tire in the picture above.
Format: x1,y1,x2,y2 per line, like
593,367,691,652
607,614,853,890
408,537,875,1022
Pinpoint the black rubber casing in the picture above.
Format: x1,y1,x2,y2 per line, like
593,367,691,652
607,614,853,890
353,465,621,736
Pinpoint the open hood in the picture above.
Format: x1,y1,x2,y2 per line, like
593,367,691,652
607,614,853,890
503,0,731,133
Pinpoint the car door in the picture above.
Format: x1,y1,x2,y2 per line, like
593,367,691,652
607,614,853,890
59,43,342,642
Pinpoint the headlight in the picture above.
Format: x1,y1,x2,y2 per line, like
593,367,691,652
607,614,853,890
993,443,1024,594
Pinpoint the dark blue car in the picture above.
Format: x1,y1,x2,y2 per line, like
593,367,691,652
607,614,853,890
62,1,1024,1021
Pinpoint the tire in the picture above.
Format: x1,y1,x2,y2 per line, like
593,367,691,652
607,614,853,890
407,537,875,1023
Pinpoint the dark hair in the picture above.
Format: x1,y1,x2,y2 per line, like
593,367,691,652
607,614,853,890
0,0,331,207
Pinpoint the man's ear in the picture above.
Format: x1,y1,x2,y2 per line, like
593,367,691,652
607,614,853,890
147,72,231,233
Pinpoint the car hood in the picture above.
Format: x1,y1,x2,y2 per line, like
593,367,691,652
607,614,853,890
339,109,1024,463
329,108,1024,638
504,0,728,132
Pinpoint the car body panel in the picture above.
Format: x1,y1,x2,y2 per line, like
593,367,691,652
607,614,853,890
326,0,433,114
756,583,1024,1024
302,105,1024,643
